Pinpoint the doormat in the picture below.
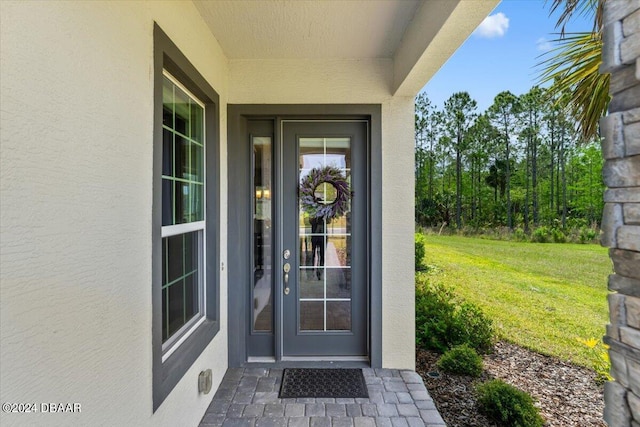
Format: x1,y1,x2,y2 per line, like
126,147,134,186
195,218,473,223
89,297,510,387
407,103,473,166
279,368,369,398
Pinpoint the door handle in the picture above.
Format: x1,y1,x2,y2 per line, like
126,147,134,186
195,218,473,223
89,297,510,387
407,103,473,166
283,262,291,295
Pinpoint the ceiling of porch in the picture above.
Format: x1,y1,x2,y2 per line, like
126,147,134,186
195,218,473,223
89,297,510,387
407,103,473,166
193,0,499,96
194,0,421,60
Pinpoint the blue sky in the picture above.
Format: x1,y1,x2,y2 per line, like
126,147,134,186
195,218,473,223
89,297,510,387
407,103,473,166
421,0,594,112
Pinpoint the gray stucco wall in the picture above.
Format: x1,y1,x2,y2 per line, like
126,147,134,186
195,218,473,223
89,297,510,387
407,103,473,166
600,1,640,426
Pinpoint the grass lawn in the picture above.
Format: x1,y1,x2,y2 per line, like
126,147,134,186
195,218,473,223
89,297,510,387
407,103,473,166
419,235,612,371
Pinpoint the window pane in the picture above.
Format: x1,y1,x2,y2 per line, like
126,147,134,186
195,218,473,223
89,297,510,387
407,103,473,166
162,178,173,226
300,301,323,331
191,183,203,222
174,86,189,135
326,301,351,331
184,231,198,273
162,76,204,226
326,268,351,298
174,181,189,224
162,288,168,341
163,129,173,176
166,234,184,283
326,236,349,267
184,272,198,322
162,230,202,344
252,136,272,333
299,270,323,298
190,103,204,143
167,279,185,337
190,145,204,183
174,135,189,180
162,76,173,128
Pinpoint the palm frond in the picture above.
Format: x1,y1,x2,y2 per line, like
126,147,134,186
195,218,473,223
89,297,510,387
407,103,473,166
545,0,603,36
537,32,610,140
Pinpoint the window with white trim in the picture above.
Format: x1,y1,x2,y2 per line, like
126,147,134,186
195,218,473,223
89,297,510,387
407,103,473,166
161,71,206,356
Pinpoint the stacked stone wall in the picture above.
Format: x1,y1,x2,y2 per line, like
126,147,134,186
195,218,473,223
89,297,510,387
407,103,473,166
601,1,640,426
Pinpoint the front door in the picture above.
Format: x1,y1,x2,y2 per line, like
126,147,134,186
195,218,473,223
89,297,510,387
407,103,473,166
281,121,368,358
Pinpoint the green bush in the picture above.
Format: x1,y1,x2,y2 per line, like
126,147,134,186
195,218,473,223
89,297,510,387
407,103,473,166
476,380,544,427
579,226,599,244
415,233,427,271
454,303,494,354
513,228,527,241
415,277,494,353
437,344,483,377
415,278,456,353
531,226,550,243
551,228,567,243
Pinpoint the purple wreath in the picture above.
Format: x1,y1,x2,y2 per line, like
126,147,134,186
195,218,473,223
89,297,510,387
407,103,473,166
299,166,350,220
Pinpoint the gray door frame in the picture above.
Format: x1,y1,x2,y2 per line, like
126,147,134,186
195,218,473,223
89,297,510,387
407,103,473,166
227,105,382,367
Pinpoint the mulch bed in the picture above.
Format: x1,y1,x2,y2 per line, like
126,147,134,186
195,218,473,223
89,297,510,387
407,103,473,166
416,341,606,426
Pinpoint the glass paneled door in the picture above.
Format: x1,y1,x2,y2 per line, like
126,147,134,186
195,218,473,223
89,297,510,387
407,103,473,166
282,121,368,358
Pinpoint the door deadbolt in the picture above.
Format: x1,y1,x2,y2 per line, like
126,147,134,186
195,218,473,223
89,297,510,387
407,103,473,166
283,249,291,260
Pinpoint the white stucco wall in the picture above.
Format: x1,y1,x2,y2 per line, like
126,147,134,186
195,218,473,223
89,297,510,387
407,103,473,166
0,1,229,426
1,2,417,426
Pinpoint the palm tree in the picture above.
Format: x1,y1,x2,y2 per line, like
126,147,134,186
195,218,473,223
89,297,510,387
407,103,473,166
538,0,608,140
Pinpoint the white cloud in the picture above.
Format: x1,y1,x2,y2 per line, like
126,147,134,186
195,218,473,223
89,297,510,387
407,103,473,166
474,12,509,38
536,37,553,52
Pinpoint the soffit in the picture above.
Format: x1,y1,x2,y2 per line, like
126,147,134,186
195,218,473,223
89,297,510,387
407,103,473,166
193,0,421,60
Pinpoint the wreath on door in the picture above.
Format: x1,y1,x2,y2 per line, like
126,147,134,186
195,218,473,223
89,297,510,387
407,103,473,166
299,166,350,220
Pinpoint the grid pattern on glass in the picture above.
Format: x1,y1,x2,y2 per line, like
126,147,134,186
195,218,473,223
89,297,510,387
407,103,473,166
298,137,351,332
162,231,202,342
253,136,273,333
161,70,206,348
162,73,205,226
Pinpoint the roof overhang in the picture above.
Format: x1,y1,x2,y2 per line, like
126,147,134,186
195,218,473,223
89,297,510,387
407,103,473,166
194,0,499,97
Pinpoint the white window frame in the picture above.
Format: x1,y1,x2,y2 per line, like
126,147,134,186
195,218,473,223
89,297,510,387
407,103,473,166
161,70,207,361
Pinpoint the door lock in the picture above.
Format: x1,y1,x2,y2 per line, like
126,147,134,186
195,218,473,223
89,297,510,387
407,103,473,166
283,262,291,295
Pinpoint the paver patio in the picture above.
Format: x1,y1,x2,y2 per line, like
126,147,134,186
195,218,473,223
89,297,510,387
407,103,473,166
199,368,446,427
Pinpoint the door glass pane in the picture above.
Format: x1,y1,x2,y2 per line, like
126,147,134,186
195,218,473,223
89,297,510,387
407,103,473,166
300,301,324,331
298,137,352,332
253,136,273,332
326,302,351,331
326,268,351,299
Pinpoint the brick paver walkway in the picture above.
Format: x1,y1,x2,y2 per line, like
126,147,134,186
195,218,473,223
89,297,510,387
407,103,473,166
199,368,446,427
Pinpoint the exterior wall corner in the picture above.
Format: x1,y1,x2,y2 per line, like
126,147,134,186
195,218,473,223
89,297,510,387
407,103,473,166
602,2,640,426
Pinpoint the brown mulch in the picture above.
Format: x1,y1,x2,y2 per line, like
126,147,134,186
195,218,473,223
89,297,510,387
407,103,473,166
416,341,606,427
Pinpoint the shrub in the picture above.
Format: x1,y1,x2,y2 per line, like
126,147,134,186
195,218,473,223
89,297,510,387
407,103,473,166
415,278,456,353
513,228,527,242
476,380,544,427
437,344,483,377
415,233,427,271
579,226,599,244
551,228,567,243
531,226,551,243
415,277,494,353
454,303,494,354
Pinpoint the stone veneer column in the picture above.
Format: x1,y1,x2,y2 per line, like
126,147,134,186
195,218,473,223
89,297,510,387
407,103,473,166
600,1,640,426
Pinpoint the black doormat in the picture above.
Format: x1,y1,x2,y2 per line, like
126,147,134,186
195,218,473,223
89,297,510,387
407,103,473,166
279,368,369,398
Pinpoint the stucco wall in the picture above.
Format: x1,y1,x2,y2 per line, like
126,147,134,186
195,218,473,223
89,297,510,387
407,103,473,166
1,2,417,426
600,1,640,426
0,1,229,426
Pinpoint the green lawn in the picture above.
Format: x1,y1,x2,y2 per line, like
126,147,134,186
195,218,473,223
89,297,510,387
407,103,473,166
420,235,612,371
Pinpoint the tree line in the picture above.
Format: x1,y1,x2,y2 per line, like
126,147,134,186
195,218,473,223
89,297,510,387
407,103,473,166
415,88,604,234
